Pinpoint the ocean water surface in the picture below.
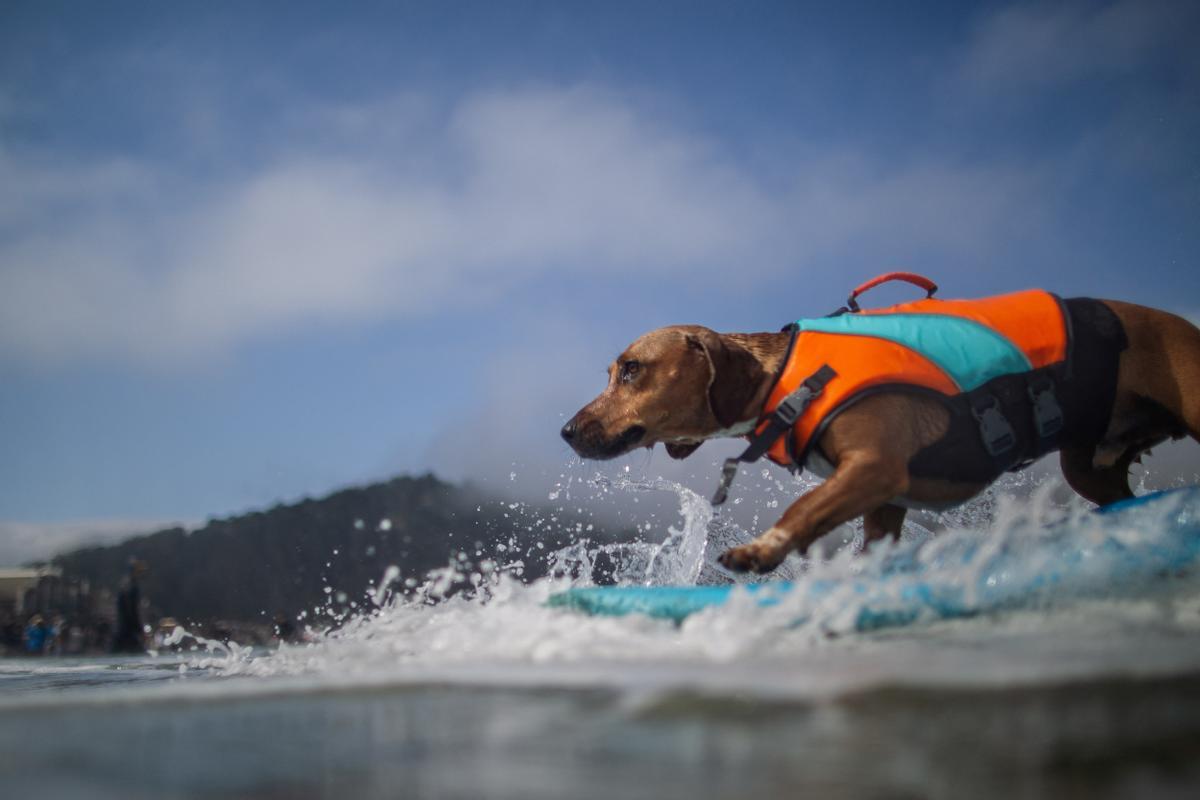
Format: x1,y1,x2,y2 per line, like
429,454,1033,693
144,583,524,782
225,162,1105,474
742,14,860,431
4,474,1200,799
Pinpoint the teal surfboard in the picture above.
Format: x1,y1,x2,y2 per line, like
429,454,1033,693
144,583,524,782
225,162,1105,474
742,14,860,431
548,487,1200,631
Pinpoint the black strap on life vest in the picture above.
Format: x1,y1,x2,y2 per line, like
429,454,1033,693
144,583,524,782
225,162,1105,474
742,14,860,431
711,364,837,506
964,370,1066,470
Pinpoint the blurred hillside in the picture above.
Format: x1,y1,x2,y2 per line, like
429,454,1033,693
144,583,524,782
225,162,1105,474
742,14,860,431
50,473,615,626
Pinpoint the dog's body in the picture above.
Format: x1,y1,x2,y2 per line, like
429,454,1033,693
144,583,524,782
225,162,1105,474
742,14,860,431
561,295,1200,573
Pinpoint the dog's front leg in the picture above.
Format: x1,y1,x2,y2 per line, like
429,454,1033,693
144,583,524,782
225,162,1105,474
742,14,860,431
717,451,910,574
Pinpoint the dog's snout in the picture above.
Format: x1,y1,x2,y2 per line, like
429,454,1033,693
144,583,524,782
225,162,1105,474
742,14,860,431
560,413,645,459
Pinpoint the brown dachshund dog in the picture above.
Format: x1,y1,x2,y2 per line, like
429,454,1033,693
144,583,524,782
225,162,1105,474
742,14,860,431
561,298,1200,573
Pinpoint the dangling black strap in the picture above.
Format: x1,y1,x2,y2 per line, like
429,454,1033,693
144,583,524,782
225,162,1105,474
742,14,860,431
711,364,837,506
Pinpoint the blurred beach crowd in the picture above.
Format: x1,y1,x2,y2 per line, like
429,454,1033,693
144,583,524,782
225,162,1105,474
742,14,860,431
0,566,291,657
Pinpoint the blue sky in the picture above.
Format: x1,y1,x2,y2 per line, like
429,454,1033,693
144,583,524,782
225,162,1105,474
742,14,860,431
2,0,1198,560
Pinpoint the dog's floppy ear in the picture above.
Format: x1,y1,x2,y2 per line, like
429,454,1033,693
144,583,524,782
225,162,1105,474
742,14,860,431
686,330,767,430
665,442,701,460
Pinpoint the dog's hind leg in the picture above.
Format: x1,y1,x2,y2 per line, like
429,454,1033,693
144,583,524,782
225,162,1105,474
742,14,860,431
1108,302,1200,445
1060,444,1136,506
1066,303,1200,507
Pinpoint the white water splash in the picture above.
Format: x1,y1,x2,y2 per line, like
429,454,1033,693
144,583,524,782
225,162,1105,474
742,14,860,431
176,471,1200,698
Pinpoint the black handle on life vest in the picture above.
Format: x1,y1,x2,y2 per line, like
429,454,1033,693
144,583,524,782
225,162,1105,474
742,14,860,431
846,272,938,312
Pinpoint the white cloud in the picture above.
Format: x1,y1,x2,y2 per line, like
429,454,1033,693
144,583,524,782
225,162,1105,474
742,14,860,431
0,518,189,565
0,85,1056,367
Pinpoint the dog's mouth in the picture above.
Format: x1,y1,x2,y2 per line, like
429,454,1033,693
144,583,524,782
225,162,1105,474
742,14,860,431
614,424,646,451
571,423,646,460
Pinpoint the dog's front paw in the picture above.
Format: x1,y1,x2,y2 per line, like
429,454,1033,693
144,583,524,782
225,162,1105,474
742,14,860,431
718,543,785,574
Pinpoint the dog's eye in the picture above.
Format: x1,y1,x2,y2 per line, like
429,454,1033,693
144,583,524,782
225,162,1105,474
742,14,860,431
619,360,641,383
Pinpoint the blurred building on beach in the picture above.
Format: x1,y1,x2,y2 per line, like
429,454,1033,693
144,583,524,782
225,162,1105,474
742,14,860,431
0,565,114,656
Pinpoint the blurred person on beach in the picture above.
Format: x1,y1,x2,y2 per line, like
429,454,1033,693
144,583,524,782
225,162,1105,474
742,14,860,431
23,614,47,655
111,560,148,654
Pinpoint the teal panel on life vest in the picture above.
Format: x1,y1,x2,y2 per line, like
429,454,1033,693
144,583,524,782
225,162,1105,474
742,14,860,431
795,313,1032,391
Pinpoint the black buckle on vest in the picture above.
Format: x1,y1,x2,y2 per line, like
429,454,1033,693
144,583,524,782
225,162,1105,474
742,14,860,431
772,394,806,427
970,394,1016,457
773,368,833,427
1027,377,1064,439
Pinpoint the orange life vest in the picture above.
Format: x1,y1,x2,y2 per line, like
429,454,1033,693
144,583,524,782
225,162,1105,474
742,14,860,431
710,274,1128,507
759,287,1070,470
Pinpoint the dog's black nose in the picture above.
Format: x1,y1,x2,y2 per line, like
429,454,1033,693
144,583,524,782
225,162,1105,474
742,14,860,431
560,420,577,443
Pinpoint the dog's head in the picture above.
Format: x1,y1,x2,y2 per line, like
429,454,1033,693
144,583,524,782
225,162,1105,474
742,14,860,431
561,325,766,460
